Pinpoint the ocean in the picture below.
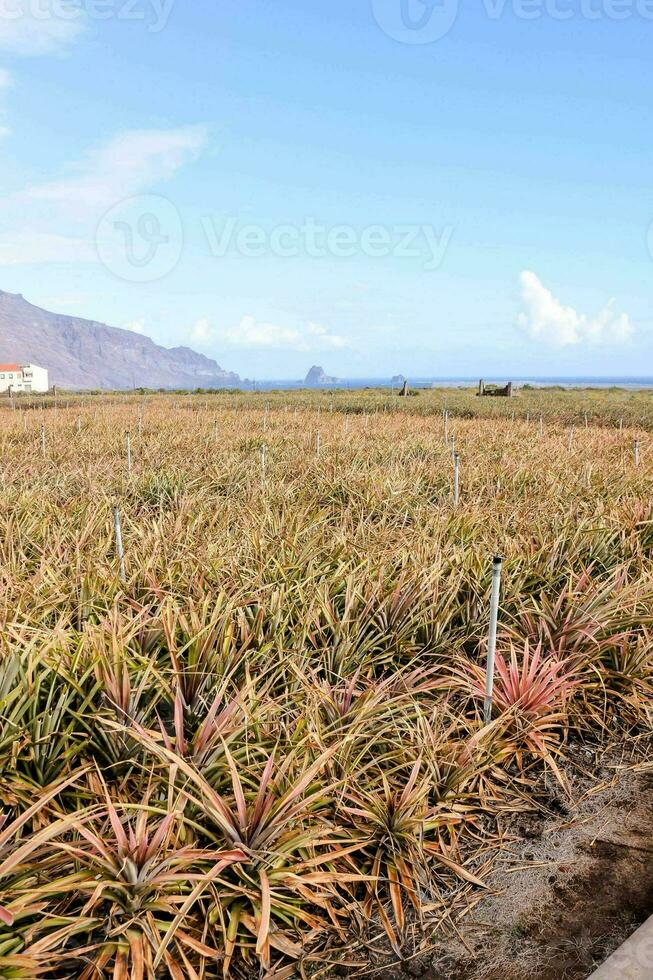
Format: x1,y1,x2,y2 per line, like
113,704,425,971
247,377,653,391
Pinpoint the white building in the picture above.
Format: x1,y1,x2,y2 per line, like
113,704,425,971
0,363,49,394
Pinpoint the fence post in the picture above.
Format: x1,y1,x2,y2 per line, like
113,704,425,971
316,431,321,457
453,452,460,507
40,423,46,458
484,556,503,724
444,409,449,446
634,438,640,467
114,507,126,583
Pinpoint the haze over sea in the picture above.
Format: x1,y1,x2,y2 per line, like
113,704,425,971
250,377,653,391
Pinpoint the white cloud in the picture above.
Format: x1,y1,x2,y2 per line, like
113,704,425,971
0,1,85,55
0,231,95,265
125,319,147,335
304,321,350,348
191,315,351,352
0,0,85,136
517,270,633,347
24,125,208,213
0,126,207,266
190,316,212,345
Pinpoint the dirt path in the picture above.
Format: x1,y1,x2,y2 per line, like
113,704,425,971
420,752,653,980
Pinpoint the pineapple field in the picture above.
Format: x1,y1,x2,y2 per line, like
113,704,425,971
0,386,652,979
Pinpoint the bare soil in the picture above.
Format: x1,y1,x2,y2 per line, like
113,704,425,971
418,746,653,980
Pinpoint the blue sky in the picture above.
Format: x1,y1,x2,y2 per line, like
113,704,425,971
0,0,651,379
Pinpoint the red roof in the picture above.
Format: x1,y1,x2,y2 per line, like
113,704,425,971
0,364,20,372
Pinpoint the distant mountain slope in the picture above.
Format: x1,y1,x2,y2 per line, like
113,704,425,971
0,290,240,390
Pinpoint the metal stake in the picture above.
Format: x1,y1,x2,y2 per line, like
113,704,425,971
114,507,126,583
484,556,503,724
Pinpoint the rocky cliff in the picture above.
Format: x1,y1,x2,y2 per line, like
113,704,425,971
0,290,240,390
305,365,339,385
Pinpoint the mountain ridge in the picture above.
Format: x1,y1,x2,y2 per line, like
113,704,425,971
0,290,240,390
